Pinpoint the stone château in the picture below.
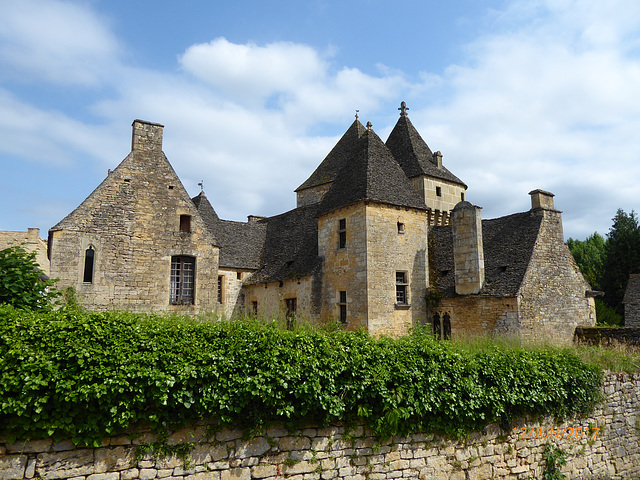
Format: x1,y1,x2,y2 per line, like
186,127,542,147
48,103,597,344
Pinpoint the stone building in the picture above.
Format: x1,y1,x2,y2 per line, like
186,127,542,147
48,104,596,343
623,274,640,326
0,228,50,276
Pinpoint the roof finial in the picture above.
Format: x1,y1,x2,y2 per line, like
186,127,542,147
399,101,409,117
355,109,359,119
197,180,204,192
366,121,373,130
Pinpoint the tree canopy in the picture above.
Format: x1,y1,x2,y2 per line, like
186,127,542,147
0,245,59,310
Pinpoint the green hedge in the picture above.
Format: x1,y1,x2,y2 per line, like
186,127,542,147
0,306,602,446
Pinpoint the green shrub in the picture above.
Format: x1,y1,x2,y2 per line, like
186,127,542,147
0,245,59,310
0,308,603,446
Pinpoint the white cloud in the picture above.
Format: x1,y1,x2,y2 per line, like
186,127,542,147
408,0,640,238
0,0,121,86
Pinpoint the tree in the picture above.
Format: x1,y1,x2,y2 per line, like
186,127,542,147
0,245,59,310
601,209,640,316
567,232,607,290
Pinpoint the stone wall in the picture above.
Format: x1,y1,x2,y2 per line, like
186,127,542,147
518,208,595,345
0,228,50,276
2,373,639,480
575,326,640,346
434,296,519,340
243,276,317,326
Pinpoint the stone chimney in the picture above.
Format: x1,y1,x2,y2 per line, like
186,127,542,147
529,189,564,240
27,228,40,243
432,151,443,169
529,189,555,211
452,201,485,295
132,119,164,152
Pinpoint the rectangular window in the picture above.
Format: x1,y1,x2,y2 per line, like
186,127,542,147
397,222,405,234
436,186,442,197
396,271,408,305
180,215,191,233
338,291,347,324
170,256,195,304
285,298,297,330
252,301,258,315
218,276,223,303
461,192,465,201
338,218,346,248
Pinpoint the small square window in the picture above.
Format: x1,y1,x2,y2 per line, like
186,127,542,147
397,222,405,234
180,215,191,233
436,186,442,197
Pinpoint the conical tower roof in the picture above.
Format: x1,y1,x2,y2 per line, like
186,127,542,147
386,104,466,187
319,124,427,215
296,118,367,192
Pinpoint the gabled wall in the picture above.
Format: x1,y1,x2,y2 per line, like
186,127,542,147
517,194,596,345
49,121,219,313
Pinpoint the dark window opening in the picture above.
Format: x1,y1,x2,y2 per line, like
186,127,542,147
396,272,408,305
461,192,465,201
170,256,195,304
83,246,95,283
499,265,508,273
180,215,191,233
439,269,450,277
124,178,131,183
252,301,258,315
443,313,451,340
237,271,242,280
433,313,441,339
217,276,223,303
168,185,174,189
338,291,347,324
397,222,405,234
436,186,442,197
338,218,346,249
285,298,297,330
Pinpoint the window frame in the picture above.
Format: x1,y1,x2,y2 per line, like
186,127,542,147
170,256,195,305
338,291,347,324
395,271,409,306
338,218,347,249
179,215,191,233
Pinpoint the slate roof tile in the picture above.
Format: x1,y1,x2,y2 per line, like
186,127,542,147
430,211,543,297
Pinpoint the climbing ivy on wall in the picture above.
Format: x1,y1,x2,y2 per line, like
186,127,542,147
0,306,602,446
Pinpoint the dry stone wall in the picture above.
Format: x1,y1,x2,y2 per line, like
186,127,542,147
2,373,639,480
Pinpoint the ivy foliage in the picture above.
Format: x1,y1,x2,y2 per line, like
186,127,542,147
0,307,602,446
0,245,59,310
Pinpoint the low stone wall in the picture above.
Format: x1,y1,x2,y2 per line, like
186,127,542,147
575,326,640,346
2,373,639,480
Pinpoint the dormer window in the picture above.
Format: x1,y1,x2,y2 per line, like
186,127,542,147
180,215,191,233
338,218,346,249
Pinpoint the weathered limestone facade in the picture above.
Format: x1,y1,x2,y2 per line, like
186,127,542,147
517,191,596,343
47,105,596,342
49,121,219,313
2,372,639,480
0,228,49,276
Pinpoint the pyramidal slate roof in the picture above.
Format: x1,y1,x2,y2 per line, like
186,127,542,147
192,192,266,270
430,211,543,297
318,127,428,215
245,204,322,284
296,119,367,192
386,113,466,188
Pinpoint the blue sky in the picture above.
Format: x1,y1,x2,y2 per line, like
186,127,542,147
1,0,640,240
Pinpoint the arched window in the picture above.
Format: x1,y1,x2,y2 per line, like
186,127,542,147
432,312,441,339
443,313,451,340
83,246,95,283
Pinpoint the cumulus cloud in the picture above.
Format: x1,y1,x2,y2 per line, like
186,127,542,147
0,0,121,86
408,0,640,237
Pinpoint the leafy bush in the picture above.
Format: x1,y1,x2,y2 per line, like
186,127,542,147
0,307,602,446
0,245,58,310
